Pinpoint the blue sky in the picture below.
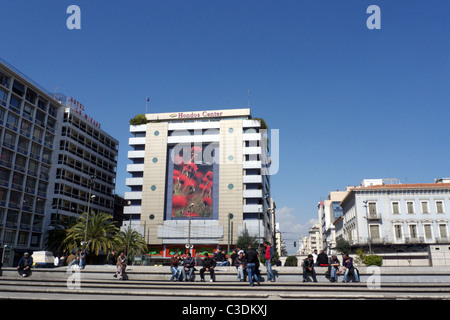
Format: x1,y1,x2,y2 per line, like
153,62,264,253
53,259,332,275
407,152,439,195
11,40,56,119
1,1,449,254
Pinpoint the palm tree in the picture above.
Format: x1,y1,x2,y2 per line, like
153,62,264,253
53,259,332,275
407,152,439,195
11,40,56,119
62,211,119,264
116,226,148,258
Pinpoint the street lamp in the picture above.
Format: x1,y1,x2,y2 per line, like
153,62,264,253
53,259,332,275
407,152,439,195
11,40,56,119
186,202,194,254
227,213,234,257
83,176,95,260
363,200,372,253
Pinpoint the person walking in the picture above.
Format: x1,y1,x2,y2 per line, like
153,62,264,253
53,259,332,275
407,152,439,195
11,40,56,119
17,252,33,277
199,253,216,282
244,244,260,287
302,254,318,283
263,241,275,282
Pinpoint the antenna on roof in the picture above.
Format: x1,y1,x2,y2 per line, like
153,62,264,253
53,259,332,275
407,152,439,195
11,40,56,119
146,96,149,114
248,89,251,108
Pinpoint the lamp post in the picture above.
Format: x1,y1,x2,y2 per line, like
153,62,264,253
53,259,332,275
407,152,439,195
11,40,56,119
227,213,234,257
186,202,194,254
82,176,95,261
363,200,372,253
257,206,262,246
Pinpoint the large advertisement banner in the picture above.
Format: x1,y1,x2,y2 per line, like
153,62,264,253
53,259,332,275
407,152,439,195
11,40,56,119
166,145,218,220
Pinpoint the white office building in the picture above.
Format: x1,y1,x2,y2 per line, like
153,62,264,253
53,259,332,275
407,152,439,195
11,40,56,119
124,108,273,256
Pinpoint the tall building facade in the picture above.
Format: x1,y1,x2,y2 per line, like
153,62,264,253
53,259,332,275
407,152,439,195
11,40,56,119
124,108,272,256
44,96,119,228
0,61,59,262
317,189,351,254
0,59,118,265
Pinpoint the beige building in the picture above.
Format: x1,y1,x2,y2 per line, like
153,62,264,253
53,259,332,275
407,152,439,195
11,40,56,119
124,108,273,256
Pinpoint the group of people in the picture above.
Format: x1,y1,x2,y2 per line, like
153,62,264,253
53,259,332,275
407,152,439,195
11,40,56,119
169,242,276,287
302,250,360,283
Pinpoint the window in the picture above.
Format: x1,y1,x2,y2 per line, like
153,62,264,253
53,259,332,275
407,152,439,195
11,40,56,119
18,137,30,153
0,149,13,166
35,110,46,125
392,202,400,214
23,103,34,117
407,201,415,214
394,224,403,240
424,224,433,240
15,155,27,172
4,130,17,146
28,160,39,176
33,127,43,141
0,87,8,102
9,96,20,109
421,201,430,214
25,88,36,104
20,120,32,135
369,225,380,240
436,201,444,214
439,224,448,240
12,80,25,96
368,202,377,216
0,168,10,183
7,113,19,128
409,224,418,239
0,72,9,88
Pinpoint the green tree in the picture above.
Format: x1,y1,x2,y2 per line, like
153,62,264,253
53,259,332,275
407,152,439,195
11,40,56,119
236,229,259,251
284,255,298,266
45,218,77,254
62,212,119,263
129,114,148,125
115,226,148,258
335,239,351,254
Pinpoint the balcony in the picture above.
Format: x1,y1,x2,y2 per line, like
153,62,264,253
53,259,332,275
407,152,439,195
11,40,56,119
243,175,262,184
243,189,263,198
243,161,262,169
126,164,144,172
129,137,146,146
125,178,143,186
124,191,142,200
127,150,145,159
124,206,141,214
366,213,382,221
243,204,263,213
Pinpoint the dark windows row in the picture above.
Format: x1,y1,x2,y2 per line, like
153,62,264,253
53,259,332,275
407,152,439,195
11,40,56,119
62,125,117,162
59,140,116,175
64,112,118,151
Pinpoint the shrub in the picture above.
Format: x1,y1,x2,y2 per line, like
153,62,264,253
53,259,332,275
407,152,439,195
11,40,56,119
284,255,298,266
363,254,383,266
129,114,148,125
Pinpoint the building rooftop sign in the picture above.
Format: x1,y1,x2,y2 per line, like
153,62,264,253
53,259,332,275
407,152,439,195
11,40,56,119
146,108,251,121
65,96,101,129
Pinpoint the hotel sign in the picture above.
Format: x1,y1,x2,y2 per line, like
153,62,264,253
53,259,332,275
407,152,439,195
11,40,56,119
66,96,102,129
